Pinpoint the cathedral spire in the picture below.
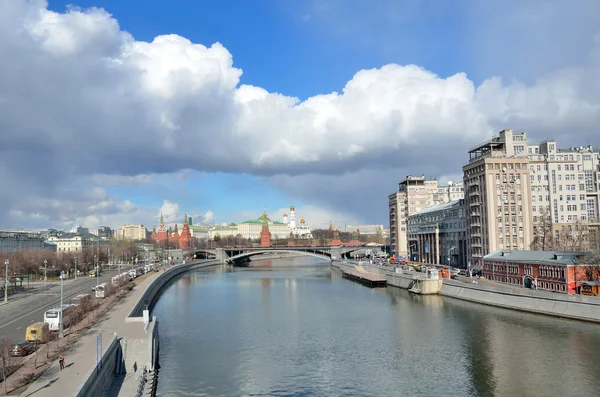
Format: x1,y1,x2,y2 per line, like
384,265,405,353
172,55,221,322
160,212,164,224
184,212,189,225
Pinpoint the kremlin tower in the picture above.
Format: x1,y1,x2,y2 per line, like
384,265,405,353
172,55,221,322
153,213,168,241
260,211,272,247
179,214,192,249
151,212,193,249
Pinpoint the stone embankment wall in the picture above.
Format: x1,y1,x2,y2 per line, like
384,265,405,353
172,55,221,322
127,260,220,321
440,279,600,323
76,334,122,397
333,260,600,322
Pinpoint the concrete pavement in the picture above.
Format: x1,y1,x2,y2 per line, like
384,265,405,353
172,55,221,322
18,269,164,397
0,270,121,342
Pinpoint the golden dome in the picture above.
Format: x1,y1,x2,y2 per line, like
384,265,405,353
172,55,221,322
300,217,305,224
283,213,288,217
290,205,295,211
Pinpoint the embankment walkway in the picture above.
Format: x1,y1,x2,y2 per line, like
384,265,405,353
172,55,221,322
19,266,169,397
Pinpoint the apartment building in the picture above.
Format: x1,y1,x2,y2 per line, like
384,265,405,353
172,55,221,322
389,176,464,257
527,141,600,249
115,224,148,240
463,129,534,269
90,226,113,239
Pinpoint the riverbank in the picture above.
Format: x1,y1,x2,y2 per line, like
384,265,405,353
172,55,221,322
16,260,220,397
332,260,600,323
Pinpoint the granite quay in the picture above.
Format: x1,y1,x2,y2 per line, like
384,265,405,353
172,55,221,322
332,260,600,323
10,259,218,397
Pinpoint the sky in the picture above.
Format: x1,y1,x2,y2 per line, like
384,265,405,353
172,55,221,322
1,0,600,231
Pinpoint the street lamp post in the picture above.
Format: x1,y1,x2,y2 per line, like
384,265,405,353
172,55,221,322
59,271,65,338
74,256,78,280
94,255,99,290
4,259,9,304
43,259,48,290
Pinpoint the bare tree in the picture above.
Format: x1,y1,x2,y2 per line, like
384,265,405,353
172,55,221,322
0,336,16,395
531,208,554,250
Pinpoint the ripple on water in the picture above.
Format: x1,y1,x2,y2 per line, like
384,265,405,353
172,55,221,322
154,259,600,397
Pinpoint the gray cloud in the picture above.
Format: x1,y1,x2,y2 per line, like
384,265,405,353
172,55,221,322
1,0,600,229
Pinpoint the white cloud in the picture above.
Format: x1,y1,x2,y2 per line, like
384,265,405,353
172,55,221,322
157,200,180,225
1,0,599,229
202,211,215,225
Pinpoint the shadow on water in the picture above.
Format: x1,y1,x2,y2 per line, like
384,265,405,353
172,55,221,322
153,258,600,397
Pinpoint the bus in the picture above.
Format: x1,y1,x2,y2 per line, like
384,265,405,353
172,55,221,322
111,273,128,287
95,282,110,298
43,304,76,332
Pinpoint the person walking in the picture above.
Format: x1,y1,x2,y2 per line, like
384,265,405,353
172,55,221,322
59,355,65,370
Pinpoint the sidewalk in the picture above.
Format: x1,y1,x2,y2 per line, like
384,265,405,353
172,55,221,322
16,270,163,397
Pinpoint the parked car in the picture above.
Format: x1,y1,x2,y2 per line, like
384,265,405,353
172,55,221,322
10,341,35,357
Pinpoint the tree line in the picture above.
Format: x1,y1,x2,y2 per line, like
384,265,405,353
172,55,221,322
1,240,142,280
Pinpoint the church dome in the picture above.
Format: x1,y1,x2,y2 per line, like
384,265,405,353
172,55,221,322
300,217,305,224
290,205,295,211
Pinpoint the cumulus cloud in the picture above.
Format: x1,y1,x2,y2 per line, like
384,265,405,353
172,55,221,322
1,0,599,228
201,211,215,225
157,201,180,226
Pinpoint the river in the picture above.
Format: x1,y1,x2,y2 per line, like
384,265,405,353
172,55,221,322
153,256,600,397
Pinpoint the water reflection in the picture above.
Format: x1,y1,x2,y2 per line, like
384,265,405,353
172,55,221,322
154,257,600,397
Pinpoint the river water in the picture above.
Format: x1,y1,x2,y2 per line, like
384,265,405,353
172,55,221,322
153,256,600,397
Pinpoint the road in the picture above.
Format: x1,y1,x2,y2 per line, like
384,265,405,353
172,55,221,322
0,268,125,342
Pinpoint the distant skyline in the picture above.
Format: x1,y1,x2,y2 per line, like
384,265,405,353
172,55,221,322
1,0,600,230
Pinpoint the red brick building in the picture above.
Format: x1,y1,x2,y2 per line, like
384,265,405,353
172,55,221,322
152,213,193,249
482,250,593,294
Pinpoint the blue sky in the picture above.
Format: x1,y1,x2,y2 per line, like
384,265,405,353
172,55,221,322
2,0,598,230
45,0,471,226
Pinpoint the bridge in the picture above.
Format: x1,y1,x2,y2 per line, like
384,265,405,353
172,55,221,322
189,246,374,265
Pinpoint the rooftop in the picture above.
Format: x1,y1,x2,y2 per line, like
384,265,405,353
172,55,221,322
411,200,464,216
484,250,588,266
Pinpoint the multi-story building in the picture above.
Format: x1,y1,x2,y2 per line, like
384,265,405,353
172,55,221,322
115,224,148,241
346,225,385,235
238,212,290,240
463,129,534,270
49,232,108,254
90,226,112,239
207,225,239,240
388,176,464,257
526,141,600,250
407,199,468,267
0,230,46,252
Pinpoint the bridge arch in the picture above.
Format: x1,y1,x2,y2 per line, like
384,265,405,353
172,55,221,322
226,249,332,265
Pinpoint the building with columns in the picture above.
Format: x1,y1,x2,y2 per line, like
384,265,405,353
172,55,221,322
407,199,468,268
389,175,464,257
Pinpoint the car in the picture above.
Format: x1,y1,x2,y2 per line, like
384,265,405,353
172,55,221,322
10,341,35,357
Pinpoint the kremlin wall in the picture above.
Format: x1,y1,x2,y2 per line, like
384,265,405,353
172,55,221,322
150,206,370,248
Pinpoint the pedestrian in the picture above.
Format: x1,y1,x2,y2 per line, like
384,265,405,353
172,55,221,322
59,355,65,370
